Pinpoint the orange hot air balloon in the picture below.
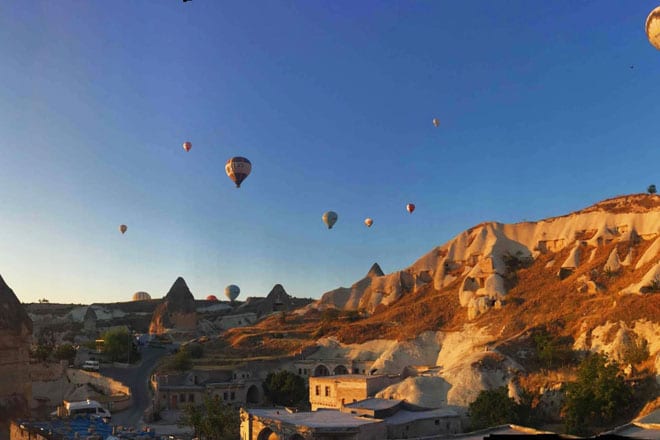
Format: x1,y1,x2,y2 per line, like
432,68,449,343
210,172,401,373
119,224,127,234
364,218,373,227
406,203,415,214
183,141,192,152
647,6,660,50
225,156,252,188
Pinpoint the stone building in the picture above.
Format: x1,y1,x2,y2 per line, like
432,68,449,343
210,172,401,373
240,399,461,440
151,370,263,410
0,274,33,437
309,374,401,411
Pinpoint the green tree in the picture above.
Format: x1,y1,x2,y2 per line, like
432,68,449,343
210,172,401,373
648,184,657,194
533,327,573,370
562,353,632,435
468,386,520,430
262,371,308,407
54,344,77,364
170,349,192,372
186,343,204,359
101,328,139,363
179,395,239,440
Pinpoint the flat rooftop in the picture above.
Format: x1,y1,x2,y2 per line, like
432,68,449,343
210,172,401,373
247,408,383,428
344,398,402,411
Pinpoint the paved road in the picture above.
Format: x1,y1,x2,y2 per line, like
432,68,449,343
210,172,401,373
101,347,168,428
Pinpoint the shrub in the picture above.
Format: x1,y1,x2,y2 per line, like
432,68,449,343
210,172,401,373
469,386,522,430
262,371,308,407
562,353,632,435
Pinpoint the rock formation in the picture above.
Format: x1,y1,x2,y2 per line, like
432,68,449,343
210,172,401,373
149,277,197,335
314,194,660,319
0,274,32,421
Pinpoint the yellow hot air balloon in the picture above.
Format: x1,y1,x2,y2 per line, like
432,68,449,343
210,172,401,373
647,6,660,50
225,157,252,188
119,224,127,234
364,218,373,227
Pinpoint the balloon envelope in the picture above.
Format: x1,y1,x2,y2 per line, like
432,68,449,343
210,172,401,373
322,211,338,229
119,224,127,234
183,141,192,152
406,203,415,214
225,284,240,301
432,118,440,127
225,157,252,188
647,6,660,50
206,295,218,302
364,218,373,227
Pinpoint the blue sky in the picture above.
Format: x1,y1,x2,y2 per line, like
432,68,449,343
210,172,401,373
0,1,658,304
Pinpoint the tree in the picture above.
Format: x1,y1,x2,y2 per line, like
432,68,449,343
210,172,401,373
562,353,632,435
262,370,308,407
179,395,239,440
101,328,139,363
54,344,77,364
170,349,192,372
648,184,657,194
468,386,520,430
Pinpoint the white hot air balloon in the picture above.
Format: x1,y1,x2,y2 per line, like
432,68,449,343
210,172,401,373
432,118,440,128
647,6,660,50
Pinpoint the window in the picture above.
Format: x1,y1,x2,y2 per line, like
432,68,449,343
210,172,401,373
223,392,228,401
315,385,320,396
180,394,186,402
230,392,235,400
298,368,302,375
435,420,439,425
324,386,330,397
189,394,194,403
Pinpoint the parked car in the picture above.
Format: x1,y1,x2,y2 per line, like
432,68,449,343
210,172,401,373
51,399,111,420
82,360,99,371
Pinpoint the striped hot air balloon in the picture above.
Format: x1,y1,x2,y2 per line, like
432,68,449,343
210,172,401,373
225,157,252,188
225,285,240,301
322,211,338,229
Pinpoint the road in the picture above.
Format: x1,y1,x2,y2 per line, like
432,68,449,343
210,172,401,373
101,346,168,428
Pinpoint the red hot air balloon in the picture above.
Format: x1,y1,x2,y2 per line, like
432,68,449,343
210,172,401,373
364,218,373,227
406,203,415,214
225,157,252,188
119,224,127,234
206,295,218,302
183,141,192,152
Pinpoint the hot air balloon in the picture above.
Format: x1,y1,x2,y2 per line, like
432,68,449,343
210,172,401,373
225,285,240,301
647,6,660,50
132,291,151,301
206,295,218,302
364,218,373,228
119,224,127,234
432,118,440,128
322,211,338,229
183,141,192,152
225,157,252,188
406,203,415,214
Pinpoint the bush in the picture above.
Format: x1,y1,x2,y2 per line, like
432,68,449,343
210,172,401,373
562,353,632,435
54,344,76,364
170,350,192,372
648,184,657,194
469,387,521,430
622,336,649,366
263,371,308,407
179,395,239,439
186,343,204,359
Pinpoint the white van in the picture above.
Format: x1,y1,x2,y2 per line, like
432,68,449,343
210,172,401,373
53,399,112,420
82,360,100,371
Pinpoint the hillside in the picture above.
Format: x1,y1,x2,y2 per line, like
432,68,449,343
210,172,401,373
210,194,660,422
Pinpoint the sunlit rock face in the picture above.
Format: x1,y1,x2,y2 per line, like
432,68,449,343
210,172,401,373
0,274,32,420
149,277,197,335
314,194,660,318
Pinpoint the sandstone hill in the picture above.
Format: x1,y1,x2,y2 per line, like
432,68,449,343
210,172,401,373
149,277,197,335
218,193,660,415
